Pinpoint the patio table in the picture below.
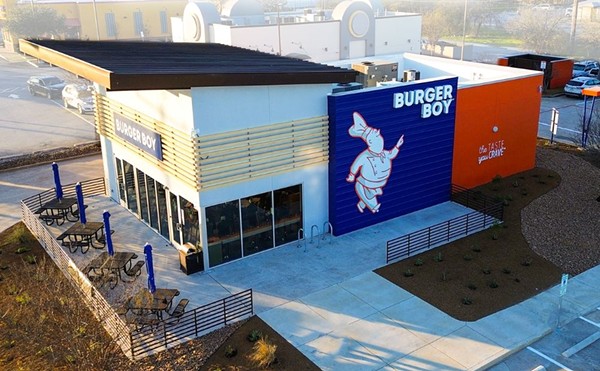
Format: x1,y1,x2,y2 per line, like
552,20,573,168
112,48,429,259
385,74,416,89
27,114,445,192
59,221,104,253
37,197,79,226
86,251,137,288
127,288,180,320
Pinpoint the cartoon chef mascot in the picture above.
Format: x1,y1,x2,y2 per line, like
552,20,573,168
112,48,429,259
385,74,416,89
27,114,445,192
346,112,405,213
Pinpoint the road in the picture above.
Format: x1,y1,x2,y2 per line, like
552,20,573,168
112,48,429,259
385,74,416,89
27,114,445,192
0,56,96,158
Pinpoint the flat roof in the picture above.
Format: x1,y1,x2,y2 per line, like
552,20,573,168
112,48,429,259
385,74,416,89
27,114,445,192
19,39,358,91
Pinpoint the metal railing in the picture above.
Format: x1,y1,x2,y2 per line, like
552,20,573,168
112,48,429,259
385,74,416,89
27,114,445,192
21,178,254,360
386,184,504,264
129,289,253,359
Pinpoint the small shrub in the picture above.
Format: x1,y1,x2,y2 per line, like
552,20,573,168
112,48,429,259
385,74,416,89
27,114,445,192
16,292,31,305
521,258,532,267
515,278,521,283
488,280,499,289
247,329,263,343
248,336,277,368
224,344,237,358
491,232,499,240
441,270,449,282
414,258,424,267
502,198,510,206
65,355,76,364
482,268,491,275
502,268,511,274
537,179,547,184
492,174,502,183
433,252,443,262
521,189,528,196
547,174,555,178
467,283,477,290
24,255,37,264
2,340,15,349
403,269,414,277
512,180,519,187
462,297,473,305
471,245,481,253
7,284,19,295
15,247,30,254
463,254,473,261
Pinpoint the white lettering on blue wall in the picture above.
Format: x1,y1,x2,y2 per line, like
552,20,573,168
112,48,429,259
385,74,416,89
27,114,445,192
113,113,163,160
393,84,454,118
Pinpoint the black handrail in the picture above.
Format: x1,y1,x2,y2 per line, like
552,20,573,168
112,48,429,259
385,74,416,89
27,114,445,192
129,289,253,359
386,184,504,264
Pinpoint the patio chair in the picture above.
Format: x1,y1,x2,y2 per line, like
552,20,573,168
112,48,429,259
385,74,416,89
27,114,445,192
122,261,144,282
165,298,189,326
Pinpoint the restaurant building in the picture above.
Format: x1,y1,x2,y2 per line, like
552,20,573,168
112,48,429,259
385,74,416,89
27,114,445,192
19,39,543,273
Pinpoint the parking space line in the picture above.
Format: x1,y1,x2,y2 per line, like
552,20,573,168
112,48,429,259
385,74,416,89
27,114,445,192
579,316,600,329
527,346,574,371
538,122,582,134
561,331,600,358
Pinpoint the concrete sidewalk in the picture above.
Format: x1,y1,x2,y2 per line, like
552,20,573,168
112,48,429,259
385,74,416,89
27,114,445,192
259,267,600,370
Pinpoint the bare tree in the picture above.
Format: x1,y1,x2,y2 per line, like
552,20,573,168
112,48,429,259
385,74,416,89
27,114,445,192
574,21,600,59
6,7,66,39
505,8,567,54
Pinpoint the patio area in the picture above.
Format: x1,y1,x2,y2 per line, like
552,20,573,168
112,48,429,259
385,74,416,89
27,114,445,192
38,191,477,314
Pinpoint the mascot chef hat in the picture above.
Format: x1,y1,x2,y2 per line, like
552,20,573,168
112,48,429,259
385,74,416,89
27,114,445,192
348,112,379,142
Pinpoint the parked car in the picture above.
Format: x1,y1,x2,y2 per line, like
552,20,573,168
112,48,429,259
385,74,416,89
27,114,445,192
26,76,66,99
564,76,600,97
572,60,600,78
533,4,552,10
61,84,95,114
565,7,573,17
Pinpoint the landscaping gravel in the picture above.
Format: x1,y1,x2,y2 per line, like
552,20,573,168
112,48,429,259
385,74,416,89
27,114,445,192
522,146,600,275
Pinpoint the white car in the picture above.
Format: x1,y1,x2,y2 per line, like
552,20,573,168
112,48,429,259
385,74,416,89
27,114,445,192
62,84,95,114
564,76,600,97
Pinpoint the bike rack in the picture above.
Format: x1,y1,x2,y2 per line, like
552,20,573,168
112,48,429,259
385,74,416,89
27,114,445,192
322,221,333,244
297,228,306,252
310,224,320,248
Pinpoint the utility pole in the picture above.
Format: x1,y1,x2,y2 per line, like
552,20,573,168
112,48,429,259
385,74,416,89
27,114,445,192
461,0,468,61
277,3,282,56
569,0,579,56
92,0,100,40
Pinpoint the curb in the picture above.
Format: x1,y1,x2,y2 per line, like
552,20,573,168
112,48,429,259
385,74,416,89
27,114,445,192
0,141,101,173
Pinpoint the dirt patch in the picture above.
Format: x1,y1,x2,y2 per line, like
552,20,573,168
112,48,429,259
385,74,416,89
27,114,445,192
0,141,101,172
375,167,564,321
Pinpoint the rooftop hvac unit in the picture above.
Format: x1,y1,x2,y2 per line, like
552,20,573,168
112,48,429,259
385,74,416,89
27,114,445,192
332,82,363,93
352,61,399,87
403,69,420,82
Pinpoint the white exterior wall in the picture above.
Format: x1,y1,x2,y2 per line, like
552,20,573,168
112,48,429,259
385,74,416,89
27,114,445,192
191,84,333,135
216,22,341,62
107,90,194,134
374,16,422,55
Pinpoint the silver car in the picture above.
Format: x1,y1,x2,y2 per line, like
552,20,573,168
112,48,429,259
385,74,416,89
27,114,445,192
564,76,600,97
61,84,95,114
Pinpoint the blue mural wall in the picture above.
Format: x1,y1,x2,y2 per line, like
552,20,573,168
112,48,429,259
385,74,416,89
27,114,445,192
328,77,458,236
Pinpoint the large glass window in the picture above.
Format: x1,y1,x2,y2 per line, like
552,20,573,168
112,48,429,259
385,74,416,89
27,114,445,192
242,192,273,256
123,160,138,215
207,201,241,267
147,175,159,230
156,182,169,240
181,196,200,249
170,192,181,244
105,13,116,37
274,185,302,246
116,159,125,203
137,169,149,224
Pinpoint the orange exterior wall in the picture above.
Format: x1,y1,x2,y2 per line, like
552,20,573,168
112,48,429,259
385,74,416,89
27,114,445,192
452,75,542,188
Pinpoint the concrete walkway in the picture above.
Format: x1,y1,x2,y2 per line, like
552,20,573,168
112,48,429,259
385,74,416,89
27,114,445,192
26,191,600,370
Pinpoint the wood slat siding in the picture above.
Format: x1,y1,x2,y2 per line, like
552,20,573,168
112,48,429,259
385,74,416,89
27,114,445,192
195,116,329,190
97,95,329,191
96,94,199,190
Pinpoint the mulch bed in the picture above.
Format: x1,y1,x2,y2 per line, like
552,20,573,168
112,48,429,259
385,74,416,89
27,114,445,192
375,167,564,321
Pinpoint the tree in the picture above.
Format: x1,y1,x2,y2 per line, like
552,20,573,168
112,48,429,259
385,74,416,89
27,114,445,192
6,7,66,39
505,8,567,54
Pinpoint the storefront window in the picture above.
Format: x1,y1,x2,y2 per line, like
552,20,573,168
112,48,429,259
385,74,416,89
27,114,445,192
181,196,200,249
116,159,126,203
146,175,159,230
137,169,149,224
156,182,169,240
274,185,302,246
123,160,138,215
242,192,273,256
170,193,181,244
206,201,241,267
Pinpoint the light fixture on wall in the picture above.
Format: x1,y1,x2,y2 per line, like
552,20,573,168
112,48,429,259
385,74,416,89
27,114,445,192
492,126,499,133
